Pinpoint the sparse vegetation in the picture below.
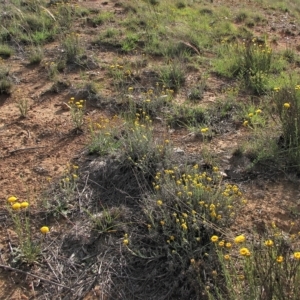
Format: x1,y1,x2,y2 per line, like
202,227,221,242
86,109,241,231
1,0,300,299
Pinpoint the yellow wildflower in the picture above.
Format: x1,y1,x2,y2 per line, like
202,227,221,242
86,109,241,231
264,239,274,247
12,203,21,210
224,254,230,260
225,242,232,248
211,235,219,243
123,239,129,245
7,196,17,203
20,202,29,209
256,109,262,114
283,103,290,108
239,247,251,257
293,252,300,260
276,256,284,263
40,226,50,234
234,235,246,244
156,200,163,206
218,241,225,247
248,113,253,117
181,223,188,230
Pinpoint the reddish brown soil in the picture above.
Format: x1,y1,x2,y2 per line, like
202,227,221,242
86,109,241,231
1,0,300,299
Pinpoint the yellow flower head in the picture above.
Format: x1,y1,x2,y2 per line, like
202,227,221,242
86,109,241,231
156,200,163,206
218,241,225,247
123,239,129,245
181,223,188,230
225,242,232,248
224,254,230,260
234,235,246,244
12,203,21,210
160,220,165,226
243,120,248,127
211,235,219,243
283,103,290,108
256,109,262,114
7,196,17,203
248,113,254,118
264,239,274,247
276,256,284,263
20,202,29,209
293,252,300,260
239,247,251,257
40,226,50,234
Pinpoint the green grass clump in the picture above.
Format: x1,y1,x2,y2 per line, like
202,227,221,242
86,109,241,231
89,11,114,27
121,165,245,298
61,32,84,63
28,46,44,64
159,59,186,91
167,105,207,128
272,84,300,169
214,40,273,95
6,196,41,264
211,225,300,300
0,66,12,94
0,44,14,58
88,116,121,156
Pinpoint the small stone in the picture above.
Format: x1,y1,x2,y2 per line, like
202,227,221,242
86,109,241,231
174,147,185,155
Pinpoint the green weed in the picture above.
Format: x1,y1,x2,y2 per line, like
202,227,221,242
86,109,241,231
7,196,41,264
28,46,44,64
0,44,14,58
